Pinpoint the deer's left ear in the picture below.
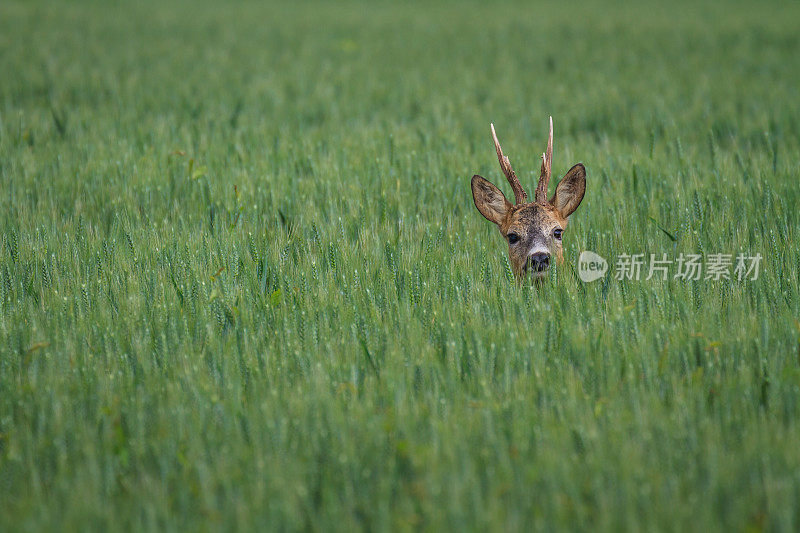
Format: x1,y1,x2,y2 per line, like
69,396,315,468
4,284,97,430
551,163,586,217
471,175,511,225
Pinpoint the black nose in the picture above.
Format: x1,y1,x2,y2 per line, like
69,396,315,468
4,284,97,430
528,252,550,272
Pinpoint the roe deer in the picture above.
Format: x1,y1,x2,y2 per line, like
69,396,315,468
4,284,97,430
471,117,586,280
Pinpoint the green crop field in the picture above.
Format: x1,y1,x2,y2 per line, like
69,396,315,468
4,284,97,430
1,0,799,530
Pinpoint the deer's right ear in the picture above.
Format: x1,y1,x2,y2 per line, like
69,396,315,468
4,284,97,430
550,163,586,218
471,175,511,226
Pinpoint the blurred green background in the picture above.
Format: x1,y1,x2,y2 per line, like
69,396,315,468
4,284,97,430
1,0,799,530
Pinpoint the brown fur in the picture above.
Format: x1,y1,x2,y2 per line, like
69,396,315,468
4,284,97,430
500,201,568,276
472,150,586,281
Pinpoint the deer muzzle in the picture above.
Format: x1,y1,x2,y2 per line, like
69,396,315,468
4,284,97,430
525,252,550,277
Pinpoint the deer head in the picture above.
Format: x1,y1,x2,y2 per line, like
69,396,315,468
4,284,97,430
471,117,586,280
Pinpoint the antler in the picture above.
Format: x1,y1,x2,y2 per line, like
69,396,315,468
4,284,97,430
534,116,553,204
490,123,527,205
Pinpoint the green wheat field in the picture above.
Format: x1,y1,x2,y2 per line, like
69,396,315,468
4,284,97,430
2,0,799,530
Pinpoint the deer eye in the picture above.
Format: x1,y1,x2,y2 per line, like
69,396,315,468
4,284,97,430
507,233,520,245
553,228,563,240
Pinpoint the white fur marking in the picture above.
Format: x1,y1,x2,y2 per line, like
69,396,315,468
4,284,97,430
529,245,550,256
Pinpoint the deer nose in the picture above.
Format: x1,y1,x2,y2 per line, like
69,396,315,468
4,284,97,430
528,252,550,272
